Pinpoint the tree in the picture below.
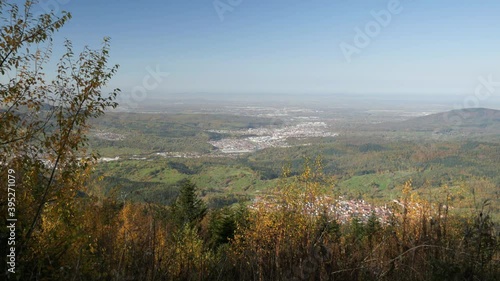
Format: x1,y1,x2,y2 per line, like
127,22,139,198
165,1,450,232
0,0,119,278
171,179,207,227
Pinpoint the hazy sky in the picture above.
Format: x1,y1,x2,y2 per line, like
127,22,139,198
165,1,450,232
43,0,500,98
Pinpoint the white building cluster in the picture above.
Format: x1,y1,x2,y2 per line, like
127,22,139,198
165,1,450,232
209,122,337,153
251,195,393,224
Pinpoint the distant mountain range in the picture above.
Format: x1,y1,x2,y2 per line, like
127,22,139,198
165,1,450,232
372,108,500,136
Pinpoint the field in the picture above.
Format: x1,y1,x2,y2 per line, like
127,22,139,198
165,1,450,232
88,106,500,220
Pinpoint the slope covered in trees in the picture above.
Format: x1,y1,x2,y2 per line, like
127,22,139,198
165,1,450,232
367,108,500,135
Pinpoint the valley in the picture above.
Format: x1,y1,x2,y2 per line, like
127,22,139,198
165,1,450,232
88,102,500,221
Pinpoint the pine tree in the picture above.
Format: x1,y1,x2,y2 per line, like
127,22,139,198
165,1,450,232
171,179,206,227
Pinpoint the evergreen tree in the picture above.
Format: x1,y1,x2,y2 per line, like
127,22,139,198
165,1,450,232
171,179,207,226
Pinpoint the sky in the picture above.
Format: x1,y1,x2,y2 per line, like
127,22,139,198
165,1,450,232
38,0,500,100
